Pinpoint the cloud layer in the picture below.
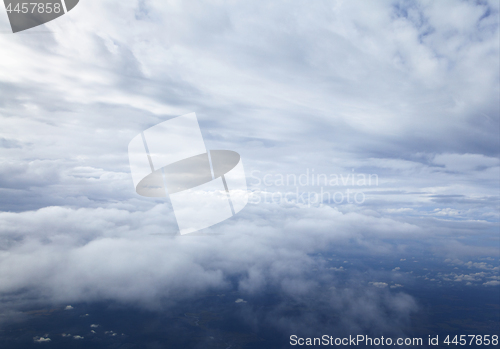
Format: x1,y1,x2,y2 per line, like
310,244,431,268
0,0,498,339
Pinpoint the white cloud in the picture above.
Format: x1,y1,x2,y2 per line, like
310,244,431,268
33,337,51,343
453,273,487,282
483,280,500,286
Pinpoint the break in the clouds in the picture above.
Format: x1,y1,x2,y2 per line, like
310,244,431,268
0,0,498,340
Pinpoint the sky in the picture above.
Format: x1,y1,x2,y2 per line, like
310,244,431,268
0,0,499,346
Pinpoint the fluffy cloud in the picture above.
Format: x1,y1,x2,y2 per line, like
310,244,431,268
483,280,500,286
33,337,51,343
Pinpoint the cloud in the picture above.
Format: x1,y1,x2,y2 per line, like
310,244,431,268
0,1,497,223
33,337,51,343
433,153,499,172
0,199,496,313
0,202,429,338
0,138,23,149
239,281,417,337
483,280,500,286
0,0,497,340
453,273,487,282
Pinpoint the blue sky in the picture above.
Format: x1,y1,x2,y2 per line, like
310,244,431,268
0,0,498,342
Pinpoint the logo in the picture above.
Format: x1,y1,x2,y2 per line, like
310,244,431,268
128,113,248,235
3,0,79,33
